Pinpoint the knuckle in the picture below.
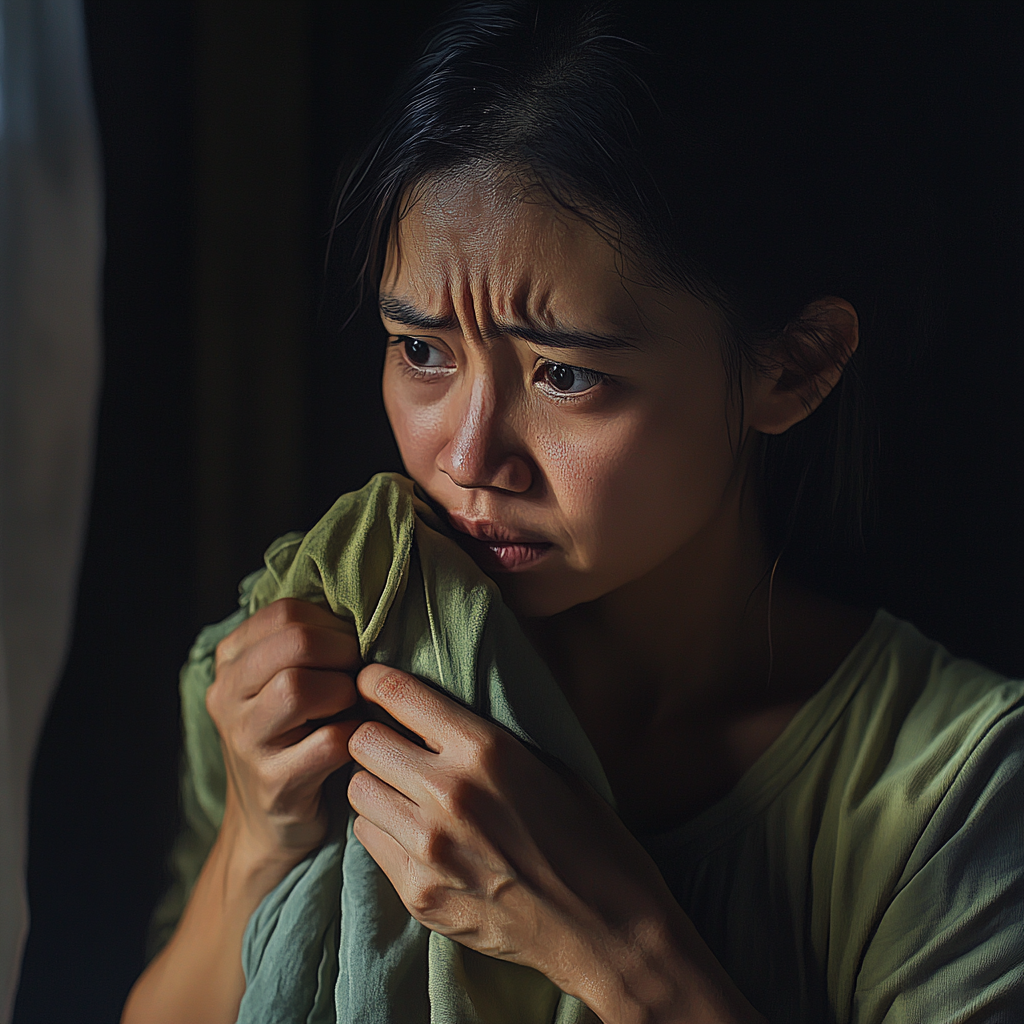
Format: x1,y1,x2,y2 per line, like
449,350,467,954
313,724,350,762
213,635,233,671
484,869,518,903
271,667,304,716
404,877,442,917
418,827,455,868
429,774,473,818
205,678,220,713
464,727,503,773
284,623,318,663
205,678,229,723
267,598,303,627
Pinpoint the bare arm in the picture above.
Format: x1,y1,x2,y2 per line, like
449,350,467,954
121,799,294,1024
121,600,361,1024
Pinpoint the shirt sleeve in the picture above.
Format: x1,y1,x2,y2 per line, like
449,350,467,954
853,702,1024,1024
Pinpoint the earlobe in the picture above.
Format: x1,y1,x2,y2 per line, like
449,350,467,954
747,297,859,436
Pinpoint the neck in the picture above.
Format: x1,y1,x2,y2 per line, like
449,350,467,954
608,489,772,700
524,468,869,726
521,474,874,832
526,472,774,712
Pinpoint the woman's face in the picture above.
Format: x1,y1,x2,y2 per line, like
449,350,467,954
380,168,747,618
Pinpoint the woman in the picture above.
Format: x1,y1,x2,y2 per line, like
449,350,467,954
123,3,1023,1022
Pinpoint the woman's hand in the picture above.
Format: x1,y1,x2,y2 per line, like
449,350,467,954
347,665,767,1024
123,599,361,1024
206,598,362,865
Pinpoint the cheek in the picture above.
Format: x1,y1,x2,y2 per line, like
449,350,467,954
382,366,447,475
537,399,736,573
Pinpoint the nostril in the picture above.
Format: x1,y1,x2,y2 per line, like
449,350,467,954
439,447,533,494
439,386,534,492
494,453,533,494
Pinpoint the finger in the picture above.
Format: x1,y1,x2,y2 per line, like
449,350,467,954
273,718,361,790
224,619,362,701
356,664,486,754
250,668,359,747
217,598,358,667
352,813,414,894
348,767,421,841
347,719,435,802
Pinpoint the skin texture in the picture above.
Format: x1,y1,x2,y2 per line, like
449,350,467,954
123,167,866,1024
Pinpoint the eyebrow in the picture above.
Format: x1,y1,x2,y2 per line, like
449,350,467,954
378,294,638,352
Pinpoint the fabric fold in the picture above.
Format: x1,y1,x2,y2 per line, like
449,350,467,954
171,473,609,1023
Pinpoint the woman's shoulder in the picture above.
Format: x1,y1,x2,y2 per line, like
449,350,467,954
807,609,1023,904
829,609,1024,771
670,608,1023,855
827,613,1024,1018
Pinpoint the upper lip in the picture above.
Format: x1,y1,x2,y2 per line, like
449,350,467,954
446,513,550,546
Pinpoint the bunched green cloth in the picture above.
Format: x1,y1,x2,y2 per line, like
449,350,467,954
154,472,1024,1023
153,472,611,1023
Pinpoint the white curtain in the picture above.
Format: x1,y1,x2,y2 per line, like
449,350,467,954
0,0,102,1019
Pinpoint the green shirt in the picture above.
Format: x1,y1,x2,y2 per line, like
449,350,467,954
642,610,1024,1023
154,473,1024,1023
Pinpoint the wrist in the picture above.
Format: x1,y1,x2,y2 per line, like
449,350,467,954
212,805,308,907
564,906,766,1024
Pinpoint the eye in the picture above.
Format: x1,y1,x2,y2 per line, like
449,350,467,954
537,361,605,396
402,336,451,368
389,335,455,376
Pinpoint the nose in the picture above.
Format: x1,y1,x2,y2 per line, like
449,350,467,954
438,373,533,493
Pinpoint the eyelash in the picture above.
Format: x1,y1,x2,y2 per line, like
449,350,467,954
534,362,609,402
387,335,611,401
387,336,454,381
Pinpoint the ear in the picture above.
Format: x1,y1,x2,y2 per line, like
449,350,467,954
746,297,859,436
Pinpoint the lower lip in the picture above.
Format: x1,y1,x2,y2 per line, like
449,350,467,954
469,540,553,572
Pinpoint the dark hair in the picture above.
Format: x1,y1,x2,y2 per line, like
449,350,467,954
331,0,886,584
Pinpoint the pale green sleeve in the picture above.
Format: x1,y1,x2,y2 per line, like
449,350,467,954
853,702,1024,1024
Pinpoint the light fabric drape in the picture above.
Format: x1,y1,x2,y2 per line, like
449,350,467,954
0,1,102,1019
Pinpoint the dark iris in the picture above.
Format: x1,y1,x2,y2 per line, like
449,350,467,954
405,337,431,365
546,363,577,391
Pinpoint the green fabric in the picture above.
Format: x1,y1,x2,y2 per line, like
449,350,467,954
641,610,1024,1023
156,472,609,1023
155,472,1024,1023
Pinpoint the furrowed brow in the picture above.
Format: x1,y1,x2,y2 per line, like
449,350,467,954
379,294,638,352
489,320,639,352
378,294,458,331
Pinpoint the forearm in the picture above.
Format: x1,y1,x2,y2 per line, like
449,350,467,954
121,814,296,1024
565,906,768,1024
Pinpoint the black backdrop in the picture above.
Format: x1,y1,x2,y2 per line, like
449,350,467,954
13,3,1022,1021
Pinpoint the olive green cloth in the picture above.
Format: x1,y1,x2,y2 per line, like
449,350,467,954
154,471,1024,1023
640,611,1024,1023
154,472,610,1024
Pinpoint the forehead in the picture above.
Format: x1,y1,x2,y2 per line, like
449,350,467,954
381,168,643,327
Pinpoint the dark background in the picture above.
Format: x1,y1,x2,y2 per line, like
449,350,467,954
13,2,1022,1021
